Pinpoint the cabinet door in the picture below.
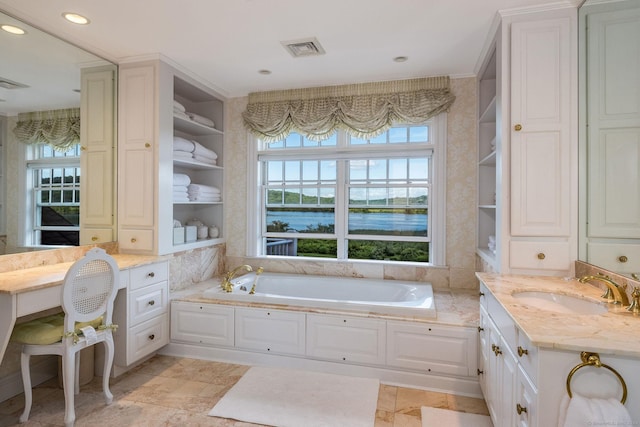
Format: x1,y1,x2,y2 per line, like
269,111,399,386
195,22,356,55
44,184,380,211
515,367,537,427
510,17,573,237
386,321,476,376
235,308,305,355
171,301,234,347
498,342,518,427
306,314,386,365
478,307,491,397
118,65,156,228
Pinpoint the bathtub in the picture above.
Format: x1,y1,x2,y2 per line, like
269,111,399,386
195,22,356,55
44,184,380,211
201,272,436,318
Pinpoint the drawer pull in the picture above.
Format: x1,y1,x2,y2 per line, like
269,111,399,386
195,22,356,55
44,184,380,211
514,124,522,131
517,346,528,357
493,346,502,356
619,255,628,263
478,326,484,333
537,252,546,260
516,403,527,415
148,300,155,306
147,272,155,278
479,291,485,297
145,142,151,148
131,238,137,243
91,236,98,242
477,369,484,375
148,334,155,340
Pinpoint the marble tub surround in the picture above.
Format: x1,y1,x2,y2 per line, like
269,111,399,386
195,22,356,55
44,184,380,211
575,260,640,305
168,243,225,291
477,272,640,357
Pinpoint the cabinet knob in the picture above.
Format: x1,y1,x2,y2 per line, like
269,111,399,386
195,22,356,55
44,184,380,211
131,238,137,243
516,403,527,415
145,142,151,148
517,346,529,357
148,300,155,306
147,272,155,278
148,334,155,340
493,346,502,356
619,255,628,263
537,252,546,260
91,236,98,242
478,326,484,333
477,369,484,375
514,124,522,131
80,146,87,151
479,291,485,297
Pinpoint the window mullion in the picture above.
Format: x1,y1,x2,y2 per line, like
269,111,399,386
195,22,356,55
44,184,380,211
335,159,347,259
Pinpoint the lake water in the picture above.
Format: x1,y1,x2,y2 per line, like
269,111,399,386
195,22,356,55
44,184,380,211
266,210,427,233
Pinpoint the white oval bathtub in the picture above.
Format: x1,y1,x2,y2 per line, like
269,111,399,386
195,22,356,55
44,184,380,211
201,272,436,318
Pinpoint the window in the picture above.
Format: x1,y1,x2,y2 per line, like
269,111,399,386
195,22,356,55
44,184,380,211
24,144,81,247
248,116,446,264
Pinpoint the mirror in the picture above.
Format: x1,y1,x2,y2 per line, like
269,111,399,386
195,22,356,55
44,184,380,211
0,10,117,254
579,0,640,278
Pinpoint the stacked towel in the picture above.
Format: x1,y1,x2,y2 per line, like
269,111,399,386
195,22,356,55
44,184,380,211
188,183,221,202
172,136,217,165
187,112,215,128
173,185,189,202
173,100,186,113
173,100,216,129
192,141,217,165
173,173,191,186
558,393,632,427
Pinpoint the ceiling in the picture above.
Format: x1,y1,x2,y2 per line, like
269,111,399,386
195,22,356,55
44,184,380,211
0,0,581,99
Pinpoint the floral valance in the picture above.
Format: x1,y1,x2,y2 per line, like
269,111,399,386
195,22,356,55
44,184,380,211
243,76,455,142
13,108,80,151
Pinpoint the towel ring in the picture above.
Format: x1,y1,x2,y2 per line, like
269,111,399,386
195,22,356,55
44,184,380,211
566,352,627,404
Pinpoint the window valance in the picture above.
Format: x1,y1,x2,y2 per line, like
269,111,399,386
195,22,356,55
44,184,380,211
243,76,455,142
13,108,80,151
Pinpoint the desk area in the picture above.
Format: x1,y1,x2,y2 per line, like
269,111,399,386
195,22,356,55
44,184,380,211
0,254,168,367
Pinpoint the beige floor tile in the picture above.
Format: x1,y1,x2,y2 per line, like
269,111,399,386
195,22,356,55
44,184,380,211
446,393,490,415
392,412,423,427
377,384,398,412
375,409,394,427
75,400,177,427
395,388,448,417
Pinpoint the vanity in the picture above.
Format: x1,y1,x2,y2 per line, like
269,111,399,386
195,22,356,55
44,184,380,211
477,272,639,426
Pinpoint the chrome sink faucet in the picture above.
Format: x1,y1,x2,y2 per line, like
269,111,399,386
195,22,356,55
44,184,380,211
578,275,629,306
221,264,253,292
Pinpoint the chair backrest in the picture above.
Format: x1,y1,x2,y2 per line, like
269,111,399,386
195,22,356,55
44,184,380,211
61,248,119,331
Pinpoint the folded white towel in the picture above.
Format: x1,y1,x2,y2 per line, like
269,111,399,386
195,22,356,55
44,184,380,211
173,100,186,113
558,393,632,427
173,136,195,152
173,151,194,161
173,174,191,186
189,195,221,202
187,112,215,128
188,183,220,194
173,196,190,203
192,141,217,160
192,155,217,165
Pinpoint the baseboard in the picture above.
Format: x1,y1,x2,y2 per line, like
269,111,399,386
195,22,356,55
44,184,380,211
0,356,58,403
159,342,482,398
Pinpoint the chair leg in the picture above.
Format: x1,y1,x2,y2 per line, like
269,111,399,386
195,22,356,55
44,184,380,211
18,352,32,423
62,352,76,427
74,350,80,395
102,338,114,404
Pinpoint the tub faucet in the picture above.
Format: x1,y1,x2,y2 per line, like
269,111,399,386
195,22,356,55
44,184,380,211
578,275,629,306
249,267,264,294
221,264,253,292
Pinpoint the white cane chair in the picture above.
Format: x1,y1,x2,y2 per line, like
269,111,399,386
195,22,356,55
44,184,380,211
10,248,119,427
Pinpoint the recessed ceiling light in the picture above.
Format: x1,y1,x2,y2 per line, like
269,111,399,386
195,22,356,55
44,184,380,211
1,24,26,35
393,56,409,63
258,69,272,75
63,13,90,25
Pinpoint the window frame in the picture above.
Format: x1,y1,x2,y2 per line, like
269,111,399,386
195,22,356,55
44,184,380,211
246,114,447,266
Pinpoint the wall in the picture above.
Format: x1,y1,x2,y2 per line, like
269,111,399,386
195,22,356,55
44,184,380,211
223,77,478,289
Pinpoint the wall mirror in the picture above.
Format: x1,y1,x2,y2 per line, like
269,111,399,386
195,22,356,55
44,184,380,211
578,0,640,279
0,10,117,254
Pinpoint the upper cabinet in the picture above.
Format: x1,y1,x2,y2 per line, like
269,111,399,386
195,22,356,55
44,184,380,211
118,59,225,255
477,7,578,275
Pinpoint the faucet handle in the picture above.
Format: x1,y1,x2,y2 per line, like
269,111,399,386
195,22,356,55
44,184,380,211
627,287,640,315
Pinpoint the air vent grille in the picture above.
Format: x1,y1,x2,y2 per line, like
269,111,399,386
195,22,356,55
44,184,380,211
281,37,326,58
0,77,29,90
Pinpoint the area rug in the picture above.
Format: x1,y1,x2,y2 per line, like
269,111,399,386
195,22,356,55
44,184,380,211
421,407,493,427
209,366,380,427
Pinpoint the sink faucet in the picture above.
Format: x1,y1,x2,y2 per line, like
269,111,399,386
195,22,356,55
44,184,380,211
221,264,253,292
578,275,629,306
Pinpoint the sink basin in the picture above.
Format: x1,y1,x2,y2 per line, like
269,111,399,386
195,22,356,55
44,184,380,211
511,291,607,315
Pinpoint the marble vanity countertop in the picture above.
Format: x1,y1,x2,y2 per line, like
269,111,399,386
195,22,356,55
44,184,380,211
477,273,640,358
171,279,481,327
0,253,167,295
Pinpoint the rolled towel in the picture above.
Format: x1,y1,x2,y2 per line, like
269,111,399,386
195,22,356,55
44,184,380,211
173,174,191,186
173,136,195,152
187,112,215,128
192,141,217,160
173,100,186,113
558,393,632,427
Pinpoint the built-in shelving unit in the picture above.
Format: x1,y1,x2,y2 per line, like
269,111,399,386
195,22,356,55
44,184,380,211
477,48,498,266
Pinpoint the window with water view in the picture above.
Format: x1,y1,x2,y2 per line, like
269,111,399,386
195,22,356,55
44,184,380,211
257,124,435,263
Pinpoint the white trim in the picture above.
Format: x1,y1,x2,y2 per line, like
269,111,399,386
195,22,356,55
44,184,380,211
430,114,447,266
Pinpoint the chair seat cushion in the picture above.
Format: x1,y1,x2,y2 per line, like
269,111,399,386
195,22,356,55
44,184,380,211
10,313,104,345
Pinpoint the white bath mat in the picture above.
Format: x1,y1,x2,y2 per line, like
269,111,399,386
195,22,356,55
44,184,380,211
421,407,493,427
209,366,379,427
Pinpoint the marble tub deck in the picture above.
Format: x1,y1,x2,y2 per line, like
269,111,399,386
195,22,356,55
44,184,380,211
0,355,489,427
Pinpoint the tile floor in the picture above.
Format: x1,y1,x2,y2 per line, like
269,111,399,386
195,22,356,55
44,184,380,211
0,355,489,426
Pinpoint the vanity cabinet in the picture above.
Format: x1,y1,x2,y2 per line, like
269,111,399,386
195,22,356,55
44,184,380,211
112,260,169,372
118,59,225,255
476,7,577,275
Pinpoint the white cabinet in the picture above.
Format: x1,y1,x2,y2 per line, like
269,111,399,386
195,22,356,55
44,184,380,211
476,7,577,275
113,261,169,369
79,65,116,245
171,301,234,347
235,307,305,355
118,59,225,255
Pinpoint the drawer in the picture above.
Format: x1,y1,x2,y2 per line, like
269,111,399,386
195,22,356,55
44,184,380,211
516,330,538,385
479,281,489,310
127,313,169,363
129,261,168,291
79,228,113,245
587,242,640,275
129,281,168,326
510,240,571,271
118,229,154,252
486,292,517,353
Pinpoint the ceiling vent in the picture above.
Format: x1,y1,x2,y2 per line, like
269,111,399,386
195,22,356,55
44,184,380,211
0,77,29,90
281,37,326,58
